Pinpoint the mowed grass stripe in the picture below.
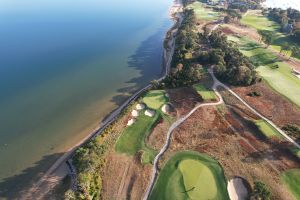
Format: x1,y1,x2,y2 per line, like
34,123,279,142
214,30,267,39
193,83,216,100
115,112,160,161
255,120,283,139
241,11,300,59
228,35,300,108
149,151,229,200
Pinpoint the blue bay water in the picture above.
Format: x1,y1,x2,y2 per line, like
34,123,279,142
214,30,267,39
0,0,172,197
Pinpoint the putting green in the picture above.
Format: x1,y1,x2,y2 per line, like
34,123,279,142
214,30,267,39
179,159,217,199
149,151,229,200
187,2,219,21
193,83,216,100
143,90,168,110
282,169,300,200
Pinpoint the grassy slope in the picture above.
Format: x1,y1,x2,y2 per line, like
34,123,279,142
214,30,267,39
282,169,300,200
188,1,219,21
241,12,300,58
193,83,216,100
255,120,283,139
149,151,229,200
228,35,300,107
115,112,160,164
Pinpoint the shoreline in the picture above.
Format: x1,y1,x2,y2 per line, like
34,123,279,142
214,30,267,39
26,0,183,198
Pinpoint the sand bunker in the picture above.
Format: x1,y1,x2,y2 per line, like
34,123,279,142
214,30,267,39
161,104,171,114
127,119,136,126
227,177,249,200
131,110,139,117
145,109,155,117
136,103,145,110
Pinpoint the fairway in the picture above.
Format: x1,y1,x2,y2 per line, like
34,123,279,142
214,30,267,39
228,35,300,108
187,1,219,21
149,151,229,200
282,169,300,200
115,112,159,164
241,11,299,58
142,90,168,110
255,120,283,139
193,83,216,100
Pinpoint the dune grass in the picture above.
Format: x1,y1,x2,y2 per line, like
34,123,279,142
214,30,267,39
241,11,300,59
255,120,283,139
228,35,300,108
115,112,160,164
188,1,220,21
193,83,216,101
142,90,168,110
149,151,229,200
282,169,300,200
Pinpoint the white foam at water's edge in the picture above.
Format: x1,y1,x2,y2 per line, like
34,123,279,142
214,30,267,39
263,0,300,11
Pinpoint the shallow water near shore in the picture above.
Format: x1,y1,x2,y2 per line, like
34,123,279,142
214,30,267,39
0,0,172,197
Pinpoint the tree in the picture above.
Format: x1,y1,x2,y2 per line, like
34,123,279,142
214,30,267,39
289,46,300,60
280,42,291,57
250,181,271,200
263,34,273,48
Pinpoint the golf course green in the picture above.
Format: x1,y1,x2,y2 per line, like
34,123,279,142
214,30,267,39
282,169,300,200
149,151,229,200
142,90,168,110
241,11,300,58
188,1,220,21
228,35,300,108
193,83,217,101
115,111,160,164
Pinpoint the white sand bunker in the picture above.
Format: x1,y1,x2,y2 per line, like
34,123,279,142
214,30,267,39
161,104,171,114
127,119,136,126
136,103,145,110
227,177,249,200
131,109,139,117
145,109,155,117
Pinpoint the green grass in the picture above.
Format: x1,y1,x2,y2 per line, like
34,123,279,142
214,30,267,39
255,120,283,139
188,1,219,21
193,83,216,100
228,35,300,108
142,90,168,110
241,12,300,59
149,151,229,200
282,169,300,200
115,112,160,164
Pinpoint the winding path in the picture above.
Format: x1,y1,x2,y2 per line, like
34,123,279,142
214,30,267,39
143,69,224,200
143,67,300,200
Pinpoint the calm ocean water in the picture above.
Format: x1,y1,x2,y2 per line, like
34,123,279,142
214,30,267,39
0,0,172,197
263,0,300,10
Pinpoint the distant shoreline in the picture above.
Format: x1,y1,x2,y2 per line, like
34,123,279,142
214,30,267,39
27,0,183,198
